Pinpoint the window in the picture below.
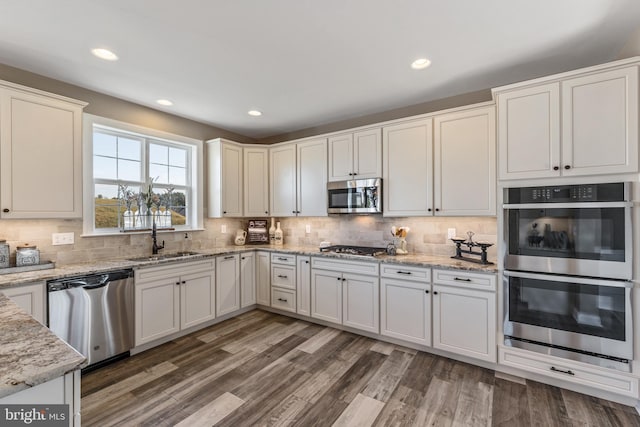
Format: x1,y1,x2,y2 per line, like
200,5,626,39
83,115,203,235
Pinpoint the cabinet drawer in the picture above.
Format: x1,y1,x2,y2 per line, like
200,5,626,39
432,269,496,292
312,257,379,276
271,253,296,265
499,347,639,398
380,264,431,282
135,259,215,283
271,288,296,313
272,265,296,289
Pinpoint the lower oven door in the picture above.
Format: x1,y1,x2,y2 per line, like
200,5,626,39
503,270,633,362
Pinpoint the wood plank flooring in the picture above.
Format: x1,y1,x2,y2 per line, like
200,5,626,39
81,310,640,426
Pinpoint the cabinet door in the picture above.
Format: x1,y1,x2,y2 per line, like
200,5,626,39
561,66,638,176
244,147,270,216
182,269,216,329
383,118,433,216
256,251,271,306
434,106,496,216
353,128,382,179
240,252,256,307
311,269,342,324
297,138,328,216
3,282,45,324
432,285,496,362
0,88,84,218
497,83,561,180
270,144,297,216
342,273,379,334
328,133,354,181
221,143,243,216
135,277,180,346
216,254,240,317
296,256,311,316
380,278,431,346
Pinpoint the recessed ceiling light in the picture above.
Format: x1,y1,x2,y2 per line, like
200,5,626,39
411,58,431,70
248,110,262,117
91,48,118,61
156,99,173,106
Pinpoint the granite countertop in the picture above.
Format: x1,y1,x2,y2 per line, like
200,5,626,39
0,245,497,289
0,294,86,399
0,244,496,399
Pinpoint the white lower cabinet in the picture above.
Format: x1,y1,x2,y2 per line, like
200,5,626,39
256,251,271,306
296,255,311,316
499,346,639,398
216,254,241,316
240,252,256,307
2,281,46,324
432,269,497,363
135,260,215,347
271,253,297,313
380,264,431,346
311,257,379,333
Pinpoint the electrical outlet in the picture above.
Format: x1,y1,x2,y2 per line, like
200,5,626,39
221,224,227,234
52,232,74,245
305,224,311,234
447,228,456,239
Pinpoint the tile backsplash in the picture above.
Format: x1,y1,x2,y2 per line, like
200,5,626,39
0,216,497,265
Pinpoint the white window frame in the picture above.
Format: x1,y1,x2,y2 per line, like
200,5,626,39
83,114,204,236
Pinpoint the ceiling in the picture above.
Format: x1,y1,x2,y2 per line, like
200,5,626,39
1,1,639,140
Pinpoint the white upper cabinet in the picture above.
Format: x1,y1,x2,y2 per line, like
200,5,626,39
0,83,86,218
497,83,560,180
495,61,639,180
270,138,327,217
243,146,269,216
434,105,496,216
383,118,433,216
328,128,381,181
297,138,328,216
207,138,243,217
269,144,297,216
561,67,638,176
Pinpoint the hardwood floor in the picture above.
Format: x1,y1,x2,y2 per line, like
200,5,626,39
81,310,640,426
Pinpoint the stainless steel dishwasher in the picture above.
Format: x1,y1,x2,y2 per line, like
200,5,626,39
47,269,134,369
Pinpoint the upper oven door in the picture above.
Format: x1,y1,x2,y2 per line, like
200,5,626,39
503,202,632,280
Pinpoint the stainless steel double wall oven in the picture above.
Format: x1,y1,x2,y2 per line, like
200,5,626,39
502,182,633,371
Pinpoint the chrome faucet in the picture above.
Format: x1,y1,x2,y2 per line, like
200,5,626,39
151,221,164,255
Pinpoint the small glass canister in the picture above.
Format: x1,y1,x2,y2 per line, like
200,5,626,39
16,244,40,266
0,240,9,268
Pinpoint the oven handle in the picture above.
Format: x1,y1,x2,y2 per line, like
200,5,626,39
503,270,634,288
502,201,632,209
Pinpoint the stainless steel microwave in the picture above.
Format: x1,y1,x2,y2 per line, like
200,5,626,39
327,178,382,214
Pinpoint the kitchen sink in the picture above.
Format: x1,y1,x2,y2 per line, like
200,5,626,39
128,251,202,262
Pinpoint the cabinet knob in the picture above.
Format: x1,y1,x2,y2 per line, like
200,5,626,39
348,173,353,176
175,282,180,286
433,291,438,295
296,211,301,214
223,211,227,214
2,209,8,213
292,210,296,214
564,165,571,170
435,208,440,212
553,166,559,171
182,280,186,284
427,208,432,212
265,211,268,214
305,260,309,264
425,290,429,294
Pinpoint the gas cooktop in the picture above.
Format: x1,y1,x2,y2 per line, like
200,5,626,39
319,245,387,257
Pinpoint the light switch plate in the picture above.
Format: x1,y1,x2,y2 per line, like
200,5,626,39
305,224,311,234
221,224,227,234
52,232,74,245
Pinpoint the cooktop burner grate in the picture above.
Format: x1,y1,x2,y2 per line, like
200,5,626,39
319,245,387,257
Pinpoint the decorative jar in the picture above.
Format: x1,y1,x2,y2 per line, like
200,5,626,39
0,240,9,268
16,244,40,266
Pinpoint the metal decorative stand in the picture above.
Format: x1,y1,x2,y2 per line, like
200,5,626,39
450,231,494,265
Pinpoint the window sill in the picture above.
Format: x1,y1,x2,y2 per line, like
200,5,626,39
81,228,205,238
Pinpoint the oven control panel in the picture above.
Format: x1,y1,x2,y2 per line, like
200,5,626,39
506,182,626,204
